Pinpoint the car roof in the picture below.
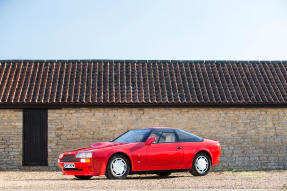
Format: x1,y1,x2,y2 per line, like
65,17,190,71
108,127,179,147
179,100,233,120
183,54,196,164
133,127,175,130
150,127,174,129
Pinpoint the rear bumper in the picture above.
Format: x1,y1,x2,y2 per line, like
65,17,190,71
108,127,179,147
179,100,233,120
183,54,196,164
212,155,220,166
212,145,221,166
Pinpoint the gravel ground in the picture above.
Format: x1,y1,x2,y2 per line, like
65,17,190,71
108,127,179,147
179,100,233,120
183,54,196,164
0,170,286,190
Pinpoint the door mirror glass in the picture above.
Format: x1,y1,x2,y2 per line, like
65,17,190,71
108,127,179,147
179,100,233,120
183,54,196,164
145,137,156,145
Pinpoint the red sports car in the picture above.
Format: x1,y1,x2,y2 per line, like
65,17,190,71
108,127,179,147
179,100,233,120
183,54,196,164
58,127,221,179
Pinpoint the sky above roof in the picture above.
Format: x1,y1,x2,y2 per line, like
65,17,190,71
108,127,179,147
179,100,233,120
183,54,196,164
0,0,287,60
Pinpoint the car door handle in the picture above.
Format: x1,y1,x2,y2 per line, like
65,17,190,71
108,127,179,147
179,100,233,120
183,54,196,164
176,147,182,149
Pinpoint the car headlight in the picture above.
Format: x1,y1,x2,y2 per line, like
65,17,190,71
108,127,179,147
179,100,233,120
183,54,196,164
58,153,64,159
76,152,92,158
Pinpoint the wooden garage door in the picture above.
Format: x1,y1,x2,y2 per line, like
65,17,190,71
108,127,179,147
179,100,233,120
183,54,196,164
23,109,48,166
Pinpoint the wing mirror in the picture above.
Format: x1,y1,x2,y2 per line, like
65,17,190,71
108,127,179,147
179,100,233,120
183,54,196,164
145,137,156,145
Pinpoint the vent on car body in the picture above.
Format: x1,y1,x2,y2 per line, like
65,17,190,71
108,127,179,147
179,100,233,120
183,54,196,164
61,155,79,162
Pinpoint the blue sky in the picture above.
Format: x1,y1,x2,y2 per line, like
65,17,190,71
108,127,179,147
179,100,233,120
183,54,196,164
0,0,287,60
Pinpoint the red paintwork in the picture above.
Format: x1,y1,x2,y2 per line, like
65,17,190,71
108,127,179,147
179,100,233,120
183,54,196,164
58,128,221,176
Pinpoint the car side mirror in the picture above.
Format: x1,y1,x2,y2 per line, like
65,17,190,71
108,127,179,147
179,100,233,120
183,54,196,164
145,137,156,145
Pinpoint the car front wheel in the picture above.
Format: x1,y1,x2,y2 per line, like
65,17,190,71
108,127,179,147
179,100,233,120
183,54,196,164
105,154,130,179
190,152,211,176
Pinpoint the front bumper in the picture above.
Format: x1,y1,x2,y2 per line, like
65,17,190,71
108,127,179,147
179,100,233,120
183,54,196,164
58,160,101,176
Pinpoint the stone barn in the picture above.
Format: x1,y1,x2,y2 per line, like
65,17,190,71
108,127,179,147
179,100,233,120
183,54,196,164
0,60,286,171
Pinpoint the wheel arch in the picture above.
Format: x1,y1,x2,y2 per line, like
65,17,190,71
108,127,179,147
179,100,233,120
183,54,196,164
106,152,133,174
193,150,213,165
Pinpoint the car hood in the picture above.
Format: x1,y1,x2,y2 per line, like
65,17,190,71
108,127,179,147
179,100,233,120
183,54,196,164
90,142,126,149
64,142,126,153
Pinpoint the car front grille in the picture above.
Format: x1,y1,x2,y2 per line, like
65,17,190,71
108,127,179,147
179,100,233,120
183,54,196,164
61,154,79,162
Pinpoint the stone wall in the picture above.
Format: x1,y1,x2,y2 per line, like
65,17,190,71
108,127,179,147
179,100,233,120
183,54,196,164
0,109,22,170
48,108,287,171
1,107,287,171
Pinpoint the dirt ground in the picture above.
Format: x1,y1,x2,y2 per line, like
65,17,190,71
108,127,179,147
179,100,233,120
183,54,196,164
0,170,286,190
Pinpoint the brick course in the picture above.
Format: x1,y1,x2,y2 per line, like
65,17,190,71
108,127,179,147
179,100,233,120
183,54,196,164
1,107,287,171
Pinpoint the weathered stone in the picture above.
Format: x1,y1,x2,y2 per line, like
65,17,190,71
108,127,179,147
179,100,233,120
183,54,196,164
1,107,287,171
0,109,22,170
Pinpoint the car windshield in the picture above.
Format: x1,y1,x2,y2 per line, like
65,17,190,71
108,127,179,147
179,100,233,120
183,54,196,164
113,129,151,143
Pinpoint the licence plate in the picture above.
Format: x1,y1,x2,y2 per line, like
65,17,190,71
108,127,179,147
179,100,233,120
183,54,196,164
64,163,75,168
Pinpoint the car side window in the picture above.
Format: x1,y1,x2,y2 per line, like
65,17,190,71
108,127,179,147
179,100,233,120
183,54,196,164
147,131,161,143
158,132,177,143
176,129,203,142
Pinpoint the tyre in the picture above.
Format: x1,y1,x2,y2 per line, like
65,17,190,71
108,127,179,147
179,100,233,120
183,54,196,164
156,172,171,177
105,154,130,179
190,152,211,176
74,175,92,180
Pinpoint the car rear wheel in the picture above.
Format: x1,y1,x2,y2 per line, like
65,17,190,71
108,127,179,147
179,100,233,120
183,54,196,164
190,152,211,176
74,175,92,180
156,172,171,177
105,154,130,179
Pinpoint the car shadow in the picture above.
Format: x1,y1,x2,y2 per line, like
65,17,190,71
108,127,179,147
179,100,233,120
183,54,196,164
91,175,184,180
18,175,183,181
125,175,183,180
13,178,78,181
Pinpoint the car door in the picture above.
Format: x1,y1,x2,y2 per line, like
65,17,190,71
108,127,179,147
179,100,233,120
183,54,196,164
145,129,184,170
